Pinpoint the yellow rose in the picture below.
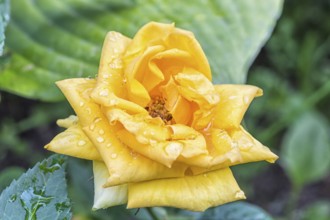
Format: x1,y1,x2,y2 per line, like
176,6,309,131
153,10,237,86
45,22,278,211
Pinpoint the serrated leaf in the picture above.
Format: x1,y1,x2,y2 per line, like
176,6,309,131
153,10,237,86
281,111,330,188
180,202,273,220
0,0,283,101
0,0,10,55
0,155,72,220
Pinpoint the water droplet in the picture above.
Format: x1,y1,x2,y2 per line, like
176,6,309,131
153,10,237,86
78,140,86,146
231,141,238,148
109,99,118,105
235,190,245,199
165,142,183,156
97,137,104,143
229,95,237,100
89,124,95,131
111,153,117,159
123,78,127,83
99,129,105,135
106,143,112,148
93,117,102,124
86,108,91,114
79,101,84,107
243,96,250,104
109,58,123,69
99,89,109,97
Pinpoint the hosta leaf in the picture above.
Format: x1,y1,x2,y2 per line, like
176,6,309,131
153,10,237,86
281,111,330,188
180,202,273,220
0,0,283,101
0,155,71,220
0,0,10,55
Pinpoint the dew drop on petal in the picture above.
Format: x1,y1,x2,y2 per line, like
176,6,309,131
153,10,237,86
109,99,118,106
243,96,250,104
235,190,245,199
231,141,238,148
93,117,102,124
165,142,183,156
99,89,109,97
96,137,104,143
229,95,237,100
106,143,112,148
78,140,86,146
111,153,117,159
99,129,105,135
89,124,95,131
79,101,84,107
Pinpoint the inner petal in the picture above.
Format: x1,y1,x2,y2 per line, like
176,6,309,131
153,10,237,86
160,77,193,125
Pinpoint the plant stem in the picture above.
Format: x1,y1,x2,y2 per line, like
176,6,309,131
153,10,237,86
259,79,330,141
146,207,161,220
286,185,302,220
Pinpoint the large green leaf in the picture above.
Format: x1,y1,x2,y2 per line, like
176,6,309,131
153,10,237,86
0,0,10,55
0,155,71,220
0,0,282,101
281,111,330,188
178,202,273,220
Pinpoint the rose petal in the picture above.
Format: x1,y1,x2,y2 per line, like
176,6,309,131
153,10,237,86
56,78,187,186
174,72,220,129
95,31,131,96
127,168,245,211
93,161,128,210
191,126,278,175
213,85,263,129
160,77,192,125
108,109,209,167
44,123,102,161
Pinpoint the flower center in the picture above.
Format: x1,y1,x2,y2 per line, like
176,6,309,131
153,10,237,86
146,96,173,124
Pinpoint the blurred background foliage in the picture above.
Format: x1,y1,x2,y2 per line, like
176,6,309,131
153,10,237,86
0,0,330,219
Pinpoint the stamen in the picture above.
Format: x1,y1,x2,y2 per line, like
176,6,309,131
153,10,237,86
146,96,173,124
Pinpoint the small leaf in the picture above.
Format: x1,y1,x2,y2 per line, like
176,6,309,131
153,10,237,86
180,202,273,220
281,111,330,188
0,0,283,101
0,155,72,220
0,0,10,55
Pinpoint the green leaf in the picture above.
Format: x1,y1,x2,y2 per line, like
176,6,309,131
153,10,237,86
180,202,273,220
0,155,72,220
281,111,330,188
0,0,10,55
0,0,283,101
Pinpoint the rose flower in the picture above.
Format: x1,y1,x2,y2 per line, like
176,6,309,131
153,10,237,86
45,22,278,211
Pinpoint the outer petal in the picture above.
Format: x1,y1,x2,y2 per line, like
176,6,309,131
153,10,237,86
213,85,263,129
191,126,278,175
127,168,245,211
94,31,131,97
44,123,102,161
91,31,147,114
93,161,128,210
56,78,187,186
